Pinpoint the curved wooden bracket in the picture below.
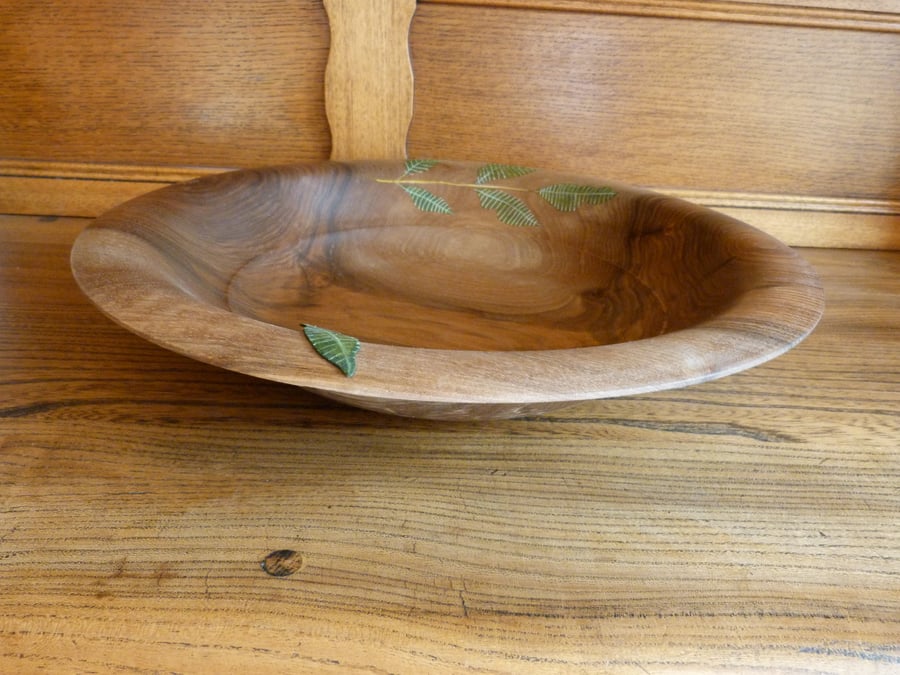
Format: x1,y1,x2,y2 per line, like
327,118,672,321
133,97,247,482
323,0,417,161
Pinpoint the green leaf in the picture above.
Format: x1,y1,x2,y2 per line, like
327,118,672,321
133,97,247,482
475,163,536,184
303,324,361,377
537,184,616,211
403,159,439,176
400,185,453,214
476,188,539,227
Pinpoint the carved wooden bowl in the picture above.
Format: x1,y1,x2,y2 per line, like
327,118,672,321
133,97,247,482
71,160,824,420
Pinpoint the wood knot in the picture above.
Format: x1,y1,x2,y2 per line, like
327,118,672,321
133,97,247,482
260,549,305,577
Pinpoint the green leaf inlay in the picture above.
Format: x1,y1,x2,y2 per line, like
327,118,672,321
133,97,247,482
303,324,361,377
476,188,539,227
475,163,536,184
381,162,616,225
399,185,453,214
403,159,439,176
537,183,617,211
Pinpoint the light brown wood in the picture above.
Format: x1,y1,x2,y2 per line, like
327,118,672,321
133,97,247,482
407,3,900,241
422,0,900,31
323,0,417,160
2,0,897,250
2,213,899,672
0,0,332,167
5,158,897,248
0,160,229,218
70,160,823,419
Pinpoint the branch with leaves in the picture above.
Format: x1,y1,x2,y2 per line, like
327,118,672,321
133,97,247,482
376,160,616,227
301,162,618,376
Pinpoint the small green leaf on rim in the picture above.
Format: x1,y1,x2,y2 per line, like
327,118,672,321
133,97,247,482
303,324,361,377
400,185,453,214
537,184,616,211
476,188,539,227
403,159,439,176
475,163,536,184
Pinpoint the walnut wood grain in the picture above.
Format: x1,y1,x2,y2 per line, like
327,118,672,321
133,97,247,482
70,161,823,419
2,214,898,672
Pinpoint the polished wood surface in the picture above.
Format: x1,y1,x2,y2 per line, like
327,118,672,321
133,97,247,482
406,0,900,250
324,0,416,160
4,158,898,251
69,161,823,419
423,0,900,31
0,0,331,167
2,214,898,671
2,0,898,249
408,4,900,203
0,161,229,219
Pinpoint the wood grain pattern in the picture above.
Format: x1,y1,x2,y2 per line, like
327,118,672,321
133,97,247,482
2,214,898,672
407,5,900,212
2,0,896,251
4,158,897,249
421,0,900,32
323,0,417,160
0,160,229,218
70,161,823,419
0,0,332,167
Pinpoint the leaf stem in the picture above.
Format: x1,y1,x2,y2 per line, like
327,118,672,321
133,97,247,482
376,177,531,192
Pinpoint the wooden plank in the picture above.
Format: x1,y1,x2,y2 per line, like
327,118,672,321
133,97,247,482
408,7,900,207
0,159,224,217
714,207,899,249
1,213,898,671
2,0,896,249
0,161,229,218
421,0,900,32
0,176,166,218
0,0,331,167
2,164,897,248
323,0,417,159
676,189,900,249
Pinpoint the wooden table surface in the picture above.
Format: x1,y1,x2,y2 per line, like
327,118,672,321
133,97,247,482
1,214,897,673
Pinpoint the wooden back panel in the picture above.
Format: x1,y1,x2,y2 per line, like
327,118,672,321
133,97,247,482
0,1,332,166
1,0,897,248
409,1,900,248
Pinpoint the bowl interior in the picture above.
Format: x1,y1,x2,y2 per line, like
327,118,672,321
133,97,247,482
72,160,824,419
120,161,757,351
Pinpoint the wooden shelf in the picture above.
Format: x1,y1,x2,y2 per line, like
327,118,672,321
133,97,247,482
1,213,897,672
4,0,899,250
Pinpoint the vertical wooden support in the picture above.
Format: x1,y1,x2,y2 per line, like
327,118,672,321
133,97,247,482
323,0,416,161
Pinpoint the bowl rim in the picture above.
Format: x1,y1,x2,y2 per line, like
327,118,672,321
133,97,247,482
70,160,825,408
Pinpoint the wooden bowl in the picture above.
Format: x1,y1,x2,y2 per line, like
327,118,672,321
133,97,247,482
70,160,824,420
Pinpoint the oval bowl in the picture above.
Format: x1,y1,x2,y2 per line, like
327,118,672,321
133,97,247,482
70,160,824,420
